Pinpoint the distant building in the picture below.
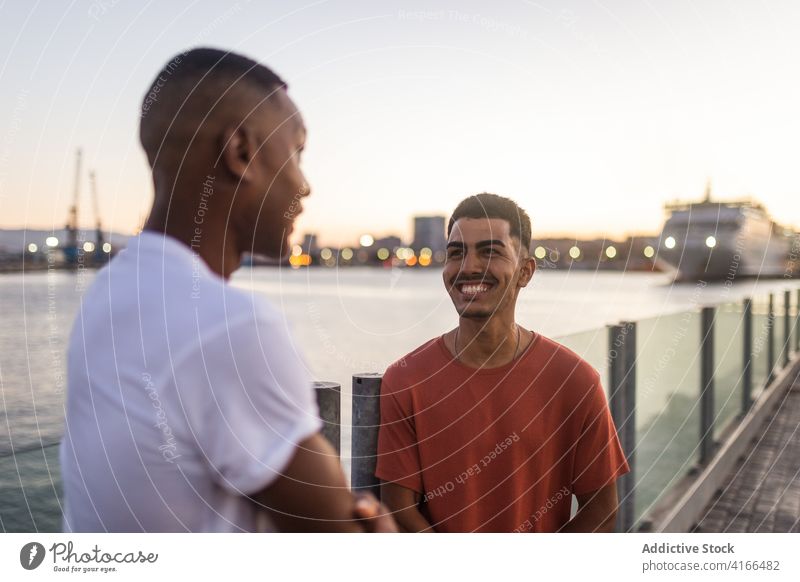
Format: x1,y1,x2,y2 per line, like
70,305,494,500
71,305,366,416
412,215,446,254
300,233,318,254
373,235,402,251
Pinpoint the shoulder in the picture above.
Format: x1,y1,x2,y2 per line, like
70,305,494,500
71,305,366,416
197,282,285,337
177,288,312,407
174,285,298,372
381,335,445,394
532,332,603,398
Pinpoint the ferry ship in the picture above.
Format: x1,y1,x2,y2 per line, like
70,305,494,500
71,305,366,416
656,183,797,282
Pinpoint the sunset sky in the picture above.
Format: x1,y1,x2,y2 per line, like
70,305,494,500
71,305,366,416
1,0,799,247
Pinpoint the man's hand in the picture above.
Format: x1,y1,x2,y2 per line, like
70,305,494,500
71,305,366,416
380,481,435,532
252,433,399,532
352,492,397,532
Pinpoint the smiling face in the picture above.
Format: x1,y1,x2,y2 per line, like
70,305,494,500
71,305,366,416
443,217,535,320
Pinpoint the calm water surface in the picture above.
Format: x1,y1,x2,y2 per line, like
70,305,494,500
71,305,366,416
0,265,790,454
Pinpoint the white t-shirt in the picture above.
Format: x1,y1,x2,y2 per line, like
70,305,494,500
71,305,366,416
60,231,322,532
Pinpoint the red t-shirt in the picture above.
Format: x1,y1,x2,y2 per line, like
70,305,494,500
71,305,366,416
375,331,630,532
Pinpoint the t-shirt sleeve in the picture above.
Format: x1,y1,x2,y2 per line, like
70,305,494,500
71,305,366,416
571,371,630,496
375,373,424,494
189,312,322,496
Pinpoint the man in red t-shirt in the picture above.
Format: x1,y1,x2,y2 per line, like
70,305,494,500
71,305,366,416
375,193,630,532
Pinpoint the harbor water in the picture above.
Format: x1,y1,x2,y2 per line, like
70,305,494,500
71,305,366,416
0,266,795,531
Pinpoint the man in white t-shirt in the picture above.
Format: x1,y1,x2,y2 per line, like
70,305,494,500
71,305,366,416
60,48,395,532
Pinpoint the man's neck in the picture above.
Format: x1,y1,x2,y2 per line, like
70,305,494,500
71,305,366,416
143,211,241,280
452,315,524,369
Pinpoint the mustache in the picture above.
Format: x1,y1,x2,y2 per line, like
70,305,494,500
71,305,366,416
450,277,497,285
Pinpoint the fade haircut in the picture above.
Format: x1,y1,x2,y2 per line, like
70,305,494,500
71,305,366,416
139,47,287,167
447,193,532,255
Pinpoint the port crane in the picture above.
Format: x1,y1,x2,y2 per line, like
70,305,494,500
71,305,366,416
88,170,108,262
63,148,109,265
63,149,81,264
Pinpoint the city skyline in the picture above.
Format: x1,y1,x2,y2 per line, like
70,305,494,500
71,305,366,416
2,1,800,247
0,218,662,256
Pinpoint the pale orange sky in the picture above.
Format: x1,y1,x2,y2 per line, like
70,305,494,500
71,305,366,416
2,0,799,248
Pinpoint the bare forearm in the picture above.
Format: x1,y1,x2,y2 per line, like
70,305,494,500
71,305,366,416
395,507,435,532
255,434,365,532
380,483,435,532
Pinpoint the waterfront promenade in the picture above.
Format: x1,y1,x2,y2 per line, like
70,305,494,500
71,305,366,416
694,367,800,533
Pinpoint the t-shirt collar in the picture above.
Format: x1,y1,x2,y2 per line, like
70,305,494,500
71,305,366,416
124,230,216,278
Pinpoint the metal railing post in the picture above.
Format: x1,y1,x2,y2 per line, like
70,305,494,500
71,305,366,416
767,293,775,386
608,321,636,532
700,306,716,465
742,298,753,414
351,373,382,496
794,289,800,353
314,381,341,456
784,290,791,366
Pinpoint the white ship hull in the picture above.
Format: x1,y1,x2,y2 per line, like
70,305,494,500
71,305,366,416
657,197,794,283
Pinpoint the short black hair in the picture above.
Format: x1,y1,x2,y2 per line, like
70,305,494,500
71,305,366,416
448,193,532,254
139,47,287,165
147,47,285,99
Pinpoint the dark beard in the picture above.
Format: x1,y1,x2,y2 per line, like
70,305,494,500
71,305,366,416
456,306,498,319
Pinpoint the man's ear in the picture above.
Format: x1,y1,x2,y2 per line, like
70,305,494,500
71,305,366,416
219,124,258,183
518,255,536,288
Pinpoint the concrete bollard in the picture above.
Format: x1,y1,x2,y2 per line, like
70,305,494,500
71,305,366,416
350,373,382,497
313,381,341,456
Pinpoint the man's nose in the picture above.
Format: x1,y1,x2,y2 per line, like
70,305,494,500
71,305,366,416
460,250,486,276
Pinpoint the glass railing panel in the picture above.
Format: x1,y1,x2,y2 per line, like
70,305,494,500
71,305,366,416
713,302,744,438
751,295,771,399
633,310,702,525
774,298,787,373
556,328,610,397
